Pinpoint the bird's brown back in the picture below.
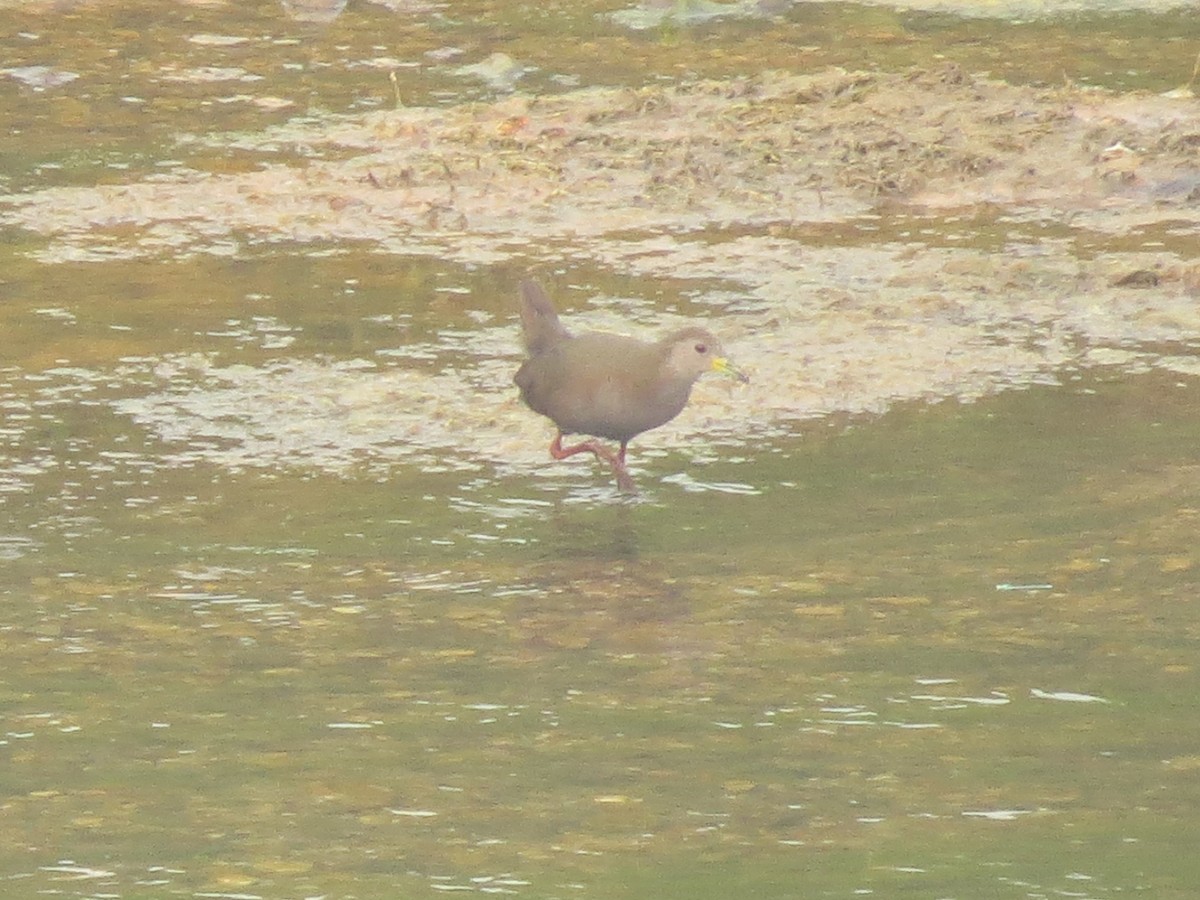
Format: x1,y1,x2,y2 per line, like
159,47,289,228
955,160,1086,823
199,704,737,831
515,332,694,442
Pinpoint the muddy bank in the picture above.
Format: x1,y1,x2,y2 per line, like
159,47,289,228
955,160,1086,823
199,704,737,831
5,67,1199,258
4,66,1199,479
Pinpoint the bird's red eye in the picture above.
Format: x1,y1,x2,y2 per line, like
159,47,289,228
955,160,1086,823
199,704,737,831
694,343,707,354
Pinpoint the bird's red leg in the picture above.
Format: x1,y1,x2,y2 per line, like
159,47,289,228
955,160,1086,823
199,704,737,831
550,433,619,467
548,433,638,493
550,432,604,461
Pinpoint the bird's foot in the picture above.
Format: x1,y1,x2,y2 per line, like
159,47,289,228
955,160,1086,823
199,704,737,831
611,463,638,494
612,442,636,493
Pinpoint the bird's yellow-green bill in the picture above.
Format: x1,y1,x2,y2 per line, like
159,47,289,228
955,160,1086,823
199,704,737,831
712,356,750,384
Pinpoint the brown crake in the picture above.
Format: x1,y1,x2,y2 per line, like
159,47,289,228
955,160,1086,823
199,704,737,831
514,278,748,491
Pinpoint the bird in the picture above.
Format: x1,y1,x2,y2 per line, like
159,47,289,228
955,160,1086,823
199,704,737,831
513,278,748,491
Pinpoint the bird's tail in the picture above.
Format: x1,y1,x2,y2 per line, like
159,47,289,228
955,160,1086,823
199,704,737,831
518,279,571,356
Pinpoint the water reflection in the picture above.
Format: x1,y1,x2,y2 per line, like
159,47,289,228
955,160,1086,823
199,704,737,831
530,500,644,560
280,0,348,23
1,65,79,91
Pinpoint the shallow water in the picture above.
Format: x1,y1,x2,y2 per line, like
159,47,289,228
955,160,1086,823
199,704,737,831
5,363,1200,899
2,1,1199,899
